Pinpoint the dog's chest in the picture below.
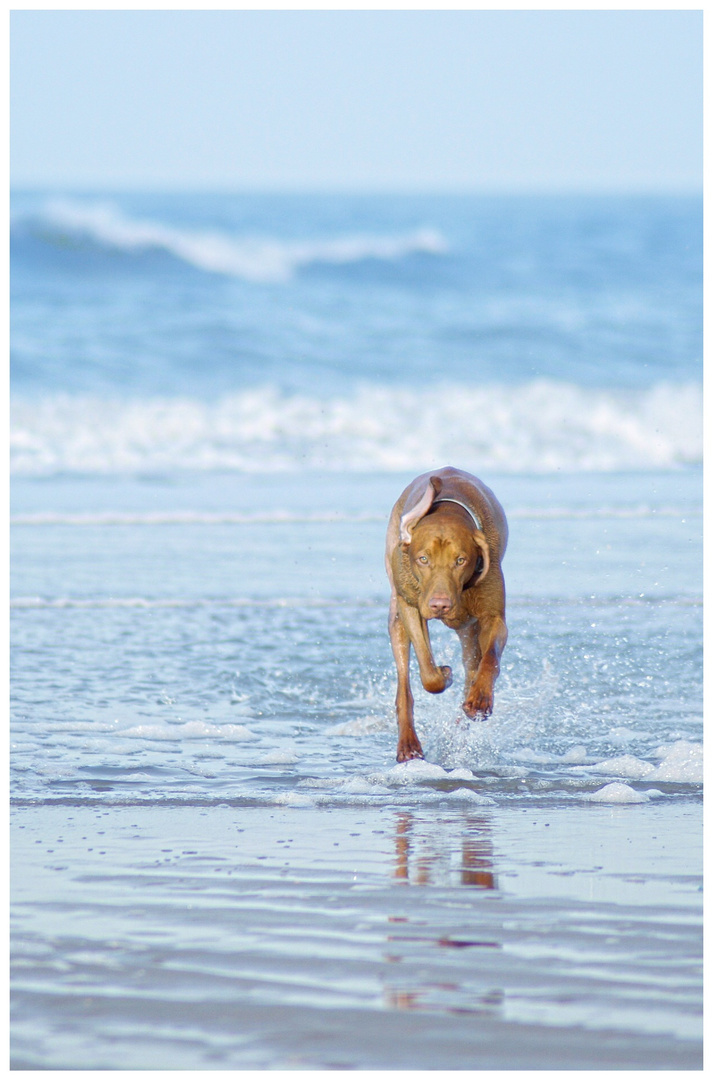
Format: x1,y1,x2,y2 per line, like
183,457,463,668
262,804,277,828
438,600,476,630
391,549,421,606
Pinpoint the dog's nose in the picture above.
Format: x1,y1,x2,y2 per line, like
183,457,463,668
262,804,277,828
429,594,452,616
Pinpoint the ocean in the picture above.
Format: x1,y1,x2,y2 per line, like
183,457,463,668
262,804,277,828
10,192,703,1069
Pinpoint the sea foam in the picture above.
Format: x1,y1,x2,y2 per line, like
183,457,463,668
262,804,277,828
584,782,650,804
580,742,702,785
10,380,702,476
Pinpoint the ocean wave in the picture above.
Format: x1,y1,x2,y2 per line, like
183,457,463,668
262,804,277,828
9,510,385,526
9,505,701,526
10,380,702,477
9,596,700,610
23,198,448,282
9,596,373,609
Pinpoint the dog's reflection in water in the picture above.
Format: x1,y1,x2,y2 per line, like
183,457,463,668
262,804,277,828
385,812,502,1015
392,811,496,889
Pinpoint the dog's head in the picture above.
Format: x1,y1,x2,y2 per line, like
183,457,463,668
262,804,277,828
399,476,489,619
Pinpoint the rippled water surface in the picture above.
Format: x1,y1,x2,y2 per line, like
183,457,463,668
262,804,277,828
11,470,702,1068
11,192,702,1068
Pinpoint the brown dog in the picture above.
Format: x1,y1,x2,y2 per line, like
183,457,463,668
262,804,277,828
385,466,508,761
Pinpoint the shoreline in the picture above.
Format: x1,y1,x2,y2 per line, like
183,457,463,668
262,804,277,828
11,800,702,1070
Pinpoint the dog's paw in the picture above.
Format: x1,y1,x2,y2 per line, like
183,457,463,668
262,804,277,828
439,665,454,690
422,665,453,694
396,738,425,762
463,683,493,720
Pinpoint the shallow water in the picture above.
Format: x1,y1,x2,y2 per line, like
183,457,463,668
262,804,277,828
10,469,703,1068
11,192,702,1068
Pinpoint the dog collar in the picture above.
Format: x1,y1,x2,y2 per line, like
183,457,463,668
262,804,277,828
432,497,483,532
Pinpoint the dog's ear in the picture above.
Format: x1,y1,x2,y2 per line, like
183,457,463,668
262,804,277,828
399,475,440,544
466,534,491,587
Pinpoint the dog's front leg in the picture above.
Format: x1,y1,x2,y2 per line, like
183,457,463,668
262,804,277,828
388,595,423,761
462,613,508,719
396,597,453,695
456,621,481,717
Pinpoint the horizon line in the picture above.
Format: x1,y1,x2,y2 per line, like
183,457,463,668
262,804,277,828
10,182,703,199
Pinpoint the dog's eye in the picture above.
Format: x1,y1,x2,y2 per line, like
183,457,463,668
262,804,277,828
418,555,429,564
455,556,466,566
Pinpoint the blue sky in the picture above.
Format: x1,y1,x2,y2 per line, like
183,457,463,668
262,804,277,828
10,9,702,193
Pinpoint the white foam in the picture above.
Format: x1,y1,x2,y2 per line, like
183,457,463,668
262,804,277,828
442,787,494,804
268,784,495,807
377,760,451,785
274,791,315,807
256,749,301,765
511,749,558,765
586,755,656,780
119,720,257,742
576,742,703,784
341,776,388,795
649,741,703,783
10,381,702,477
297,776,391,795
448,767,476,781
392,786,495,805
584,782,649,804
368,759,499,793
607,726,641,745
39,198,448,282
294,762,493,804
326,715,390,737
560,746,588,763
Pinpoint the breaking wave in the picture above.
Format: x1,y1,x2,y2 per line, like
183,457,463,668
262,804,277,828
10,380,702,477
9,505,700,526
21,198,448,282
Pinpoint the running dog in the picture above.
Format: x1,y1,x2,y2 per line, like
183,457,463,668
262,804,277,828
385,467,508,761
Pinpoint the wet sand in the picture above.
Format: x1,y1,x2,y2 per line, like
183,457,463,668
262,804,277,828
11,799,701,1069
